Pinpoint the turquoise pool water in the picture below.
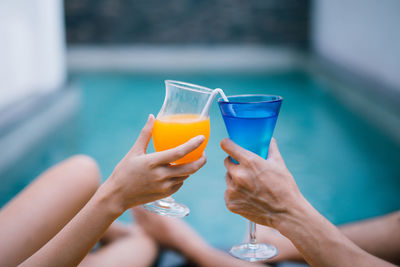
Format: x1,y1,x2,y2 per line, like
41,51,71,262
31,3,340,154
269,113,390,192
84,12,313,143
1,70,399,248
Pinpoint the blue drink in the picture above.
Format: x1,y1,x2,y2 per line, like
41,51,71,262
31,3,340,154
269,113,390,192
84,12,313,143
221,109,278,159
218,94,282,262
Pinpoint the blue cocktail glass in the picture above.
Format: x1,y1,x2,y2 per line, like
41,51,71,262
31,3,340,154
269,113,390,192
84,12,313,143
218,94,283,262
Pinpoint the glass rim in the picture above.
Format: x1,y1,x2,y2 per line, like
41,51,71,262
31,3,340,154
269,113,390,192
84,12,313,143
165,80,214,95
218,94,283,104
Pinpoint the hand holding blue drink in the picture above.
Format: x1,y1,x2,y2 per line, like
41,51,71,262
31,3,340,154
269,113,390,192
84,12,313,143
218,94,283,261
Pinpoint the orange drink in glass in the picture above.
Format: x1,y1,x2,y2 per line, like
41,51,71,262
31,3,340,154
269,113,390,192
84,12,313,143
153,114,210,165
143,80,217,218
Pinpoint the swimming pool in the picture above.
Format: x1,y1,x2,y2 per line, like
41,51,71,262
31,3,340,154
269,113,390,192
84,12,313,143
1,70,399,249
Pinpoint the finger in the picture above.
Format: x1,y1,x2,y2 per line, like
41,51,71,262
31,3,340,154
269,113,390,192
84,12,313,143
130,114,155,155
225,172,234,188
224,191,237,213
224,190,230,205
153,135,205,164
169,175,189,184
169,182,183,195
166,154,207,177
220,138,256,164
224,156,239,172
267,138,284,162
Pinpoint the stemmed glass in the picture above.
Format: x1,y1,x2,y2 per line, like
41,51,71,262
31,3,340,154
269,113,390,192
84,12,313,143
218,94,283,261
143,80,217,218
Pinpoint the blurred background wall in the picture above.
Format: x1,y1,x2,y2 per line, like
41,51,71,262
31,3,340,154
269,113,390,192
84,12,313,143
2,0,400,111
65,0,310,47
312,0,400,90
0,0,66,111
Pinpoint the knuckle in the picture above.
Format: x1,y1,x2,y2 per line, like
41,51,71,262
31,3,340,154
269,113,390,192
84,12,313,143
196,158,206,169
187,164,197,174
147,159,158,169
247,157,256,167
224,159,233,170
240,157,251,166
226,202,236,212
225,172,231,182
224,157,229,165
201,156,207,165
154,168,167,180
225,188,236,199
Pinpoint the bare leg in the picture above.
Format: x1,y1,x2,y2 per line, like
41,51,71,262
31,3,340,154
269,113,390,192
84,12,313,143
257,225,303,262
0,155,100,266
79,225,158,267
133,207,267,267
97,221,132,246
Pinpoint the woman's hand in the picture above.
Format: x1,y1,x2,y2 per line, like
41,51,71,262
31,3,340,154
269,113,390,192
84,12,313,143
106,114,207,210
221,138,304,228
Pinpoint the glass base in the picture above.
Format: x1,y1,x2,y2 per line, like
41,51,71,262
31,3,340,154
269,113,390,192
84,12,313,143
143,197,189,218
229,242,278,262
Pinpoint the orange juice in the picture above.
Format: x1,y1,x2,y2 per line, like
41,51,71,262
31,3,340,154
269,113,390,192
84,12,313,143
153,114,210,165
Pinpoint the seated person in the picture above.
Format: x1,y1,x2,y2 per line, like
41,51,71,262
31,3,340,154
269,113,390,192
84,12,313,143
132,205,400,267
130,138,400,267
0,114,206,266
1,114,398,267
220,137,400,266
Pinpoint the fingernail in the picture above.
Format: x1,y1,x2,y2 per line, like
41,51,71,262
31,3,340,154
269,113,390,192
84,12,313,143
146,114,155,124
194,135,205,142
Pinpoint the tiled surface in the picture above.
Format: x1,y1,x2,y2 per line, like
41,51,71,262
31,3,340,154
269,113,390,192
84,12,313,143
65,0,310,46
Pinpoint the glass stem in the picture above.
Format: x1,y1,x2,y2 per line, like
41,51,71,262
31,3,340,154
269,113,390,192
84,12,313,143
249,221,257,245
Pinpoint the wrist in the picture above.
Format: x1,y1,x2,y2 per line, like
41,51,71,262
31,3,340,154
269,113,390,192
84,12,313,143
94,178,126,218
274,195,314,235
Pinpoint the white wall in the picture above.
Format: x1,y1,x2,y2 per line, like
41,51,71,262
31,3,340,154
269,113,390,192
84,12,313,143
312,0,400,90
0,0,66,110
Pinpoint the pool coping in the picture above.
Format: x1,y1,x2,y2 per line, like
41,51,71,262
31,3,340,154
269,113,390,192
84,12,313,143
0,83,80,173
67,45,301,73
303,53,400,145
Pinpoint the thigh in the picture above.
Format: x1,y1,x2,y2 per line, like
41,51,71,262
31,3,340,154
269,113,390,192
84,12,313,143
79,226,158,267
0,155,100,266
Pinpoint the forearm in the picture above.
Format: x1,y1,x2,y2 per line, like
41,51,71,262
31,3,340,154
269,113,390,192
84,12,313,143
338,211,400,265
20,180,124,267
277,198,395,267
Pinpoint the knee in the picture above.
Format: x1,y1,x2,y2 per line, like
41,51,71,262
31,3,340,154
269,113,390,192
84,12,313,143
67,155,101,191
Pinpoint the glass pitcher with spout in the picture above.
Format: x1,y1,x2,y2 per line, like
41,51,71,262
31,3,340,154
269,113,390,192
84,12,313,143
143,80,217,217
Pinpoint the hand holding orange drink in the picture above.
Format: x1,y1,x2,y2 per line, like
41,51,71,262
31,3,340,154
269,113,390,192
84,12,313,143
143,80,218,217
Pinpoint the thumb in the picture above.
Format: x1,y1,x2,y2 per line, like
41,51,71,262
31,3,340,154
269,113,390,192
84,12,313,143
129,114,155,155
267,138,284,162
